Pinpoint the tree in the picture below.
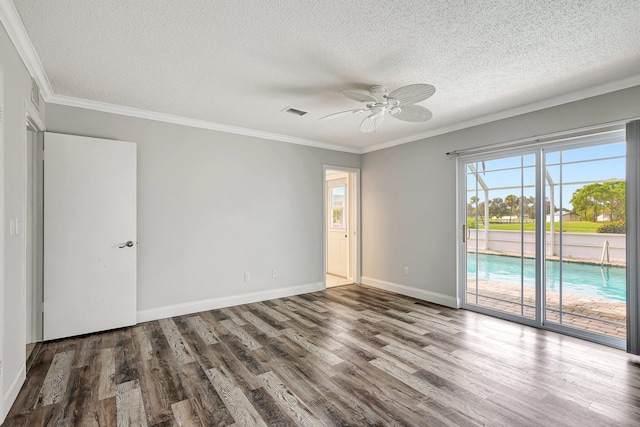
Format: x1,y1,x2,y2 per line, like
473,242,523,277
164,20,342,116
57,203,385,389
521,196,536,220
570,187,592,221
504,195,518,223
570,181,625,222
601,181,625,221
466,195,478,217
488,197,507,220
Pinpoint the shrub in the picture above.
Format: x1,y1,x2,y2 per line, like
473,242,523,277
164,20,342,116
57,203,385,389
467,217,476,229
597,221,626,234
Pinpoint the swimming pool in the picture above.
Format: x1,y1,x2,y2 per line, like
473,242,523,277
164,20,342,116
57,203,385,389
467,253,626,302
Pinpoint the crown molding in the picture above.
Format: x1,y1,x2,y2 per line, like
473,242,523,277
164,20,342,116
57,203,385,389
361,73,640,153
0,1,53,99
48,94,362,153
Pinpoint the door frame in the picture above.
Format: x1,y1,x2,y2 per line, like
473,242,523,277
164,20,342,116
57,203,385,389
323,165,361,287
24,102,44,346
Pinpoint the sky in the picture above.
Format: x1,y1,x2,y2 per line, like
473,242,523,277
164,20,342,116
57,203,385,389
466,141,626,211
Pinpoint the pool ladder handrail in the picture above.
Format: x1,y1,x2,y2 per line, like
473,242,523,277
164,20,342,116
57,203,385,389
600,240,610,266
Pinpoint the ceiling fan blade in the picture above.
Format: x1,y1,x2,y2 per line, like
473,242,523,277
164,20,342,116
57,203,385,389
388,84,436,105
340,89,378,103
392,105,433,122
319,109,365,121
360,113,385,133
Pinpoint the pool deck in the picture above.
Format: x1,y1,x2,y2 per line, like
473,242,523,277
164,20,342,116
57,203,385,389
466,249,626,340
467,279,626,340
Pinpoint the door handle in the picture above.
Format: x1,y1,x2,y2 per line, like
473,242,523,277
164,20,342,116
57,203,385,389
119,241,134,248
462,225,466,243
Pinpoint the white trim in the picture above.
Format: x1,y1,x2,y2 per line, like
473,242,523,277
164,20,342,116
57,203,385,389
2,362,25,422
0,2,53,99
361,276,459,309
0,67,4,425
25,101,44,132
137,282,324,323
22,105,45,350
47,94,362,154
361,74,640,154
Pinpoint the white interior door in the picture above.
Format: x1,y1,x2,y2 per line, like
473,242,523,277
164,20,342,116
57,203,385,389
44,132,137,340
327,178,349,277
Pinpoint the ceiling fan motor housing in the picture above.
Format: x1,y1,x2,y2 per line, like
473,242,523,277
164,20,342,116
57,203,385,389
369,85,388,97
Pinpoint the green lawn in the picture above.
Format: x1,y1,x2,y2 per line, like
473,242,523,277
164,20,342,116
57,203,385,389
471,221,603,233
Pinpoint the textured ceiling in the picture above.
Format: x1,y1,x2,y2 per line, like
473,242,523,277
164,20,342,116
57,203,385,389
10,0,640,152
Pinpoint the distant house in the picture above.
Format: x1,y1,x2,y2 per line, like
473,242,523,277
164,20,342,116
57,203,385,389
546,212,581,222
597,213,612,221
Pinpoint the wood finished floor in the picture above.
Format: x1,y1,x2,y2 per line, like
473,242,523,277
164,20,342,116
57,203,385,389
5,285,640,426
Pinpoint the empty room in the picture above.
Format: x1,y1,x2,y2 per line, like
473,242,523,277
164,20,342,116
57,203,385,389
1,1,640,425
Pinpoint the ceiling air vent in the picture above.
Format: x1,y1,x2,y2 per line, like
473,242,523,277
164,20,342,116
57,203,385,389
282,107,308,116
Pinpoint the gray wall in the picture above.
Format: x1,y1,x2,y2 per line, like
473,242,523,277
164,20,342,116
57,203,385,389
45,105,360,318
361,85,640,305
0,22,46,420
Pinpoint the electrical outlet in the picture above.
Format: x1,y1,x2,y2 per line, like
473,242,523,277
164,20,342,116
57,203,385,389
272,268,278,279
244,272,251,282
404,266,409,276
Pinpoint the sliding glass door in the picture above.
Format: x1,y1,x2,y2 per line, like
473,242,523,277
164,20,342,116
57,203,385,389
460,130,627,348
543,141,626,342
465,153,538,321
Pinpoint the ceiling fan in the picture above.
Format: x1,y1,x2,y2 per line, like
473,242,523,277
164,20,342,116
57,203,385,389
320,84,435,133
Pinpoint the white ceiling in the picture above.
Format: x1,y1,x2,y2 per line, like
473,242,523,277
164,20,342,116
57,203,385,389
6,1,640,152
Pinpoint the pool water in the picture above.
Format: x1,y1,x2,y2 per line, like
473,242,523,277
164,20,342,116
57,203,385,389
467,253,626,302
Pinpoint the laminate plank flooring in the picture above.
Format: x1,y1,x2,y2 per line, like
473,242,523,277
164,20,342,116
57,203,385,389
5,285,640,426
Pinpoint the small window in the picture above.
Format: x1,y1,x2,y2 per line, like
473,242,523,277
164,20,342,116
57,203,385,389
331,185,345,229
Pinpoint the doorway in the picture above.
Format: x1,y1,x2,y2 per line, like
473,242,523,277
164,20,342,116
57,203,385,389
459,129,628,349
324,167,360,288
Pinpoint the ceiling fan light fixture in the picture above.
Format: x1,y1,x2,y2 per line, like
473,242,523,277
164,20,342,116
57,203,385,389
389,106,401,115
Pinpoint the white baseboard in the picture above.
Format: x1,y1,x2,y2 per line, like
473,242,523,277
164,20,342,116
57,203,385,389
137,282,325,323
360,276,459,309
2,362,26,423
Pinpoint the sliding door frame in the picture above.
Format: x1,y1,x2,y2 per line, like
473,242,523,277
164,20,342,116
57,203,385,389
457,129,629,350
457,146,543,329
